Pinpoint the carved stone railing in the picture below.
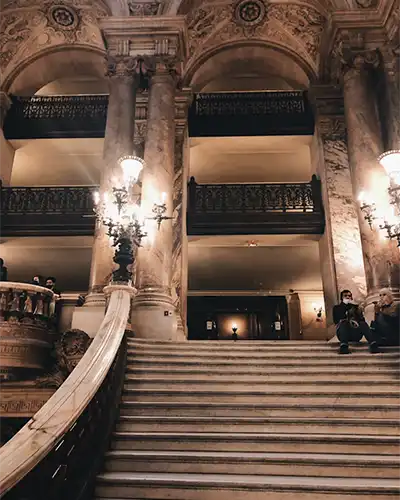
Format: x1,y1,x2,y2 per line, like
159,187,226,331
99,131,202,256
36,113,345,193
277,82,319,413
0,185,97,236
187,175,324,235
188,91,315,137
0,284,134,499
3,95,108,139
0,282,56,381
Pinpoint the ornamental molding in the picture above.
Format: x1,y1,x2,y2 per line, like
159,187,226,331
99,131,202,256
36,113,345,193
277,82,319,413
128,1,162,15
100,16,188,61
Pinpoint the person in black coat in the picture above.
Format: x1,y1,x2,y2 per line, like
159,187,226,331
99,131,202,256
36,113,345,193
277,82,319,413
333,289,379,354
0,259,8,281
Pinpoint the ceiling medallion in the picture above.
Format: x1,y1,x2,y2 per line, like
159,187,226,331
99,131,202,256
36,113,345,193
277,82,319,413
48,5,79,30
234,0,267,27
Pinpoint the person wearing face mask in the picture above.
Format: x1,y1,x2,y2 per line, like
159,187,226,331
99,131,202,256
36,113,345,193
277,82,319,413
371,288,400,346
333,290,379,354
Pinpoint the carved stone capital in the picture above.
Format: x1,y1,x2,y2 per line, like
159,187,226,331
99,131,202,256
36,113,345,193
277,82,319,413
317,116,347,142
341,48,380,81
105,54,143,80
0,92,12,128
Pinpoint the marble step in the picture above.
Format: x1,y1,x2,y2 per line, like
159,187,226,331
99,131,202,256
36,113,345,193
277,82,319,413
119,401,400,419
121,388,399,405
123,377,400,391
102,449,400,478
115,415,400,435
126,351,400,361
127,339,330,346
126,365,400,378
94,472,400,500
110,431,400,454
127,356,400,368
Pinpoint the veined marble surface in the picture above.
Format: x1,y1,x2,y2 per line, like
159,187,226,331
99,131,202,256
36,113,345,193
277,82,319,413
0,284,134,495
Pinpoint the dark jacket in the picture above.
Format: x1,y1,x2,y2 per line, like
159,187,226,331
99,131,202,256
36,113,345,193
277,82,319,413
333,302,365,325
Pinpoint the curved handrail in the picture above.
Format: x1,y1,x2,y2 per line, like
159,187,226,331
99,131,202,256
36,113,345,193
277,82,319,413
0,283,135,496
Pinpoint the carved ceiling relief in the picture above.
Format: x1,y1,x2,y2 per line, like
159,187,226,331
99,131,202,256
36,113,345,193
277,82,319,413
186,0,326,72
0,0,107,77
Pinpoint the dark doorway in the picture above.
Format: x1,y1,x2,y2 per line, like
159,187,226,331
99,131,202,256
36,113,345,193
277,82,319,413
187,295,289,341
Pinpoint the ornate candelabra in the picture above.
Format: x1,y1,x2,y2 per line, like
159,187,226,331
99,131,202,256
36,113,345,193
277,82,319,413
93,155,147,283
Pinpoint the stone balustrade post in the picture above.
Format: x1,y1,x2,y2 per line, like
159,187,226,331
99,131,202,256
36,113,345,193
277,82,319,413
342,49,400,310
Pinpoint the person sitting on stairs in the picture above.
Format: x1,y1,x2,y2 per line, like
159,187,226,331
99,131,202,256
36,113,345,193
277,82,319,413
333,290,379,354
371,288,400,346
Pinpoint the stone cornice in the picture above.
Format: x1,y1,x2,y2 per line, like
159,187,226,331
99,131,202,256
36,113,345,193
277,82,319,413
100,16,188,62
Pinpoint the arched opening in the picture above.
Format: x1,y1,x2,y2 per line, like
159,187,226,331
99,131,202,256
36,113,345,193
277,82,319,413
185,43,325,340
187,44,312,92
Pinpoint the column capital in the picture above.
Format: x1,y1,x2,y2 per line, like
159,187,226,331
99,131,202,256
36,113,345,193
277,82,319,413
0,91,12,128
105,54,143,80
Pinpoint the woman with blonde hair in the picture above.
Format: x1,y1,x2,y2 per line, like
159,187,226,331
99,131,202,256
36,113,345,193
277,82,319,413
372,288,400,346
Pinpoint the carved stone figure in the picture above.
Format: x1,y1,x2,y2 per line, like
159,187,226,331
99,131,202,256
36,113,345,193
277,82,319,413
35,329,92,388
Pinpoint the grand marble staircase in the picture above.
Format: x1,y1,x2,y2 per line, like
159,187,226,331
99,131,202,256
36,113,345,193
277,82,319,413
94,338,400,499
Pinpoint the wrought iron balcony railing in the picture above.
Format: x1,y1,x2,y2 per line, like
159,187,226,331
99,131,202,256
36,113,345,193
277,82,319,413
188,91,314,137
3,92,314,140
4,95,108,139
187,175,324,235
0,185,97,236
0,178,324,236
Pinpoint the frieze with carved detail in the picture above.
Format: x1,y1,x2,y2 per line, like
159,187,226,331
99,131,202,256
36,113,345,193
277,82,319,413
128,1,161,15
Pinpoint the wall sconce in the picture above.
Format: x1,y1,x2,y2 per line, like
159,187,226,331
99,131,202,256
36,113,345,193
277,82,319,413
147,192,173,230
312,303,324,322
232,322,238,341
358,191,377,229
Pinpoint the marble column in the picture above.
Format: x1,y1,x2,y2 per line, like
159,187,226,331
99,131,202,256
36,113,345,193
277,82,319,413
0,92,15,186
342,51,400,307
379,46,400,150
72,56,138,337
171,126,189,337
132,59,184,340
311,85,367,334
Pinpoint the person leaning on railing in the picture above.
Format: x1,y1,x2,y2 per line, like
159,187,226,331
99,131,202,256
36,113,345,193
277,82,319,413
371,288,400,346
0,258,8,281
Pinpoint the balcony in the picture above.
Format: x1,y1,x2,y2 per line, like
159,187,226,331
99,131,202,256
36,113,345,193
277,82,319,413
0,185,96,236
187,175,324,235
1,178,324,237
188,91,314,137
3,92,314,140
3,95,108,140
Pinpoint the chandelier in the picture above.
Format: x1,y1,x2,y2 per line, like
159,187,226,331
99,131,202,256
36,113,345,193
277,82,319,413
358,150,400,246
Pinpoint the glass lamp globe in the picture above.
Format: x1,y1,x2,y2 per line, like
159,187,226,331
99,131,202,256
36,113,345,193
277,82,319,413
378,150,400,181
119,155,145,184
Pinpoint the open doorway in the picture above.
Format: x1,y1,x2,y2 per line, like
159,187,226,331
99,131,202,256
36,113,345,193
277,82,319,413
187,295,289,341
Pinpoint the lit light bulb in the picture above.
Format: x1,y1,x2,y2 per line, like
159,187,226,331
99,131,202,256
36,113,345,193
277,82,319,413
93,191,100,205
161,192,167,203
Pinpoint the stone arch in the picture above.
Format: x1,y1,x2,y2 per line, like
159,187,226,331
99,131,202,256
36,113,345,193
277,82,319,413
0,0,108,93
4,46,106,95
183,0,327,80
184,42,315,91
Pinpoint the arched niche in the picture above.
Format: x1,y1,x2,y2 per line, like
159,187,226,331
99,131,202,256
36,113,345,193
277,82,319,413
5,47,107,96
186,43,312,92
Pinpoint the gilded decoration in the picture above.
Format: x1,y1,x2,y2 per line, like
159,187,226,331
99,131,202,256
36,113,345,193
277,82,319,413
0,0,107,78
186,1,325,70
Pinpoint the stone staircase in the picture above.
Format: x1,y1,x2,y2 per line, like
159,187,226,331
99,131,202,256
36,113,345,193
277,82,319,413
94,338,400,500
